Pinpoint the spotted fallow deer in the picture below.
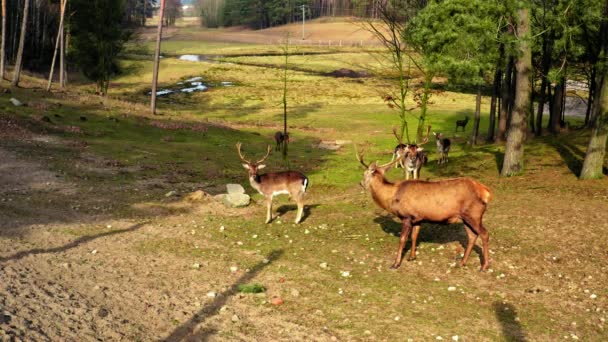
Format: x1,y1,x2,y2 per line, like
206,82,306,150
357,149,492,271
391,126,431,180
236,143,308,224
433,132,451,165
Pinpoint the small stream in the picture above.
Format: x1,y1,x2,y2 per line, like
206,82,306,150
149,76,234,97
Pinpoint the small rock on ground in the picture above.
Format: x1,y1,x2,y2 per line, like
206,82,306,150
226,184,245,195
223,193,250,208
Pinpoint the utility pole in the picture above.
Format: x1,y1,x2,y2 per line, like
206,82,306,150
151,0,166,115
300,4,306,40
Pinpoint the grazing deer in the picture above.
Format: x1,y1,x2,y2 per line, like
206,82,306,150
433,132,451,164
356,150,492,271
236,143,308,224
391,126,431,180
455,116,469,132
274,131,290,151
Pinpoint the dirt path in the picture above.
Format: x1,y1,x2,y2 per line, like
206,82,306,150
0,141,333,341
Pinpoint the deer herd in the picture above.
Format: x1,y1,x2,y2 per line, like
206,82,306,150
235,120,492,272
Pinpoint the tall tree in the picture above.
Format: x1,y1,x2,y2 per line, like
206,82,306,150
366,0,424,143
47,0,68,91
501,6,532,176
0,0,6,79
151,0,166,114
71,0,129,95
12,0,30,86
580,0,608,179
407,0,501,145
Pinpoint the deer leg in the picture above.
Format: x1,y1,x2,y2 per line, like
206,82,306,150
265,198,273,224
460,224,478,267
294,195,304,224
461,216,491,271
391,218,412,269
407,225,420,261
478,224,490,271
413,167,419,180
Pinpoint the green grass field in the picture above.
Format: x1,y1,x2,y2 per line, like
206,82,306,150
0,20,606,341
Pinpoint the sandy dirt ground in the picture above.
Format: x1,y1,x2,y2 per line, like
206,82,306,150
0,133,333,341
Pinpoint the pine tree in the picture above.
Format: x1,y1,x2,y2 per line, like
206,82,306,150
70,0,129,95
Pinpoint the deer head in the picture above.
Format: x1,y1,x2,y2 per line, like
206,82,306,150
236,142,272,177
356,147,402,190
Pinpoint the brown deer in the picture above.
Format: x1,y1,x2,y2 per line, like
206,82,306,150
433,132,451,164
391,126,431,180
274,131,290,151
236,143,308,224
356,150,492,271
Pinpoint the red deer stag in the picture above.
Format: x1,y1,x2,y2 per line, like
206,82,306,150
236,143,308,224
356,149,492,271
391,126,430,180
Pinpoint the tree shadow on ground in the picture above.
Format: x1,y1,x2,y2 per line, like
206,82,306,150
162,250,284,341
493,301,528,342
276,203,321,223
0,101,338,234
374,215,483,265
0,222,147,263
550,139,608,176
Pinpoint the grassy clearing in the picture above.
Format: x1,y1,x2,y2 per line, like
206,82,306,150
1,21,607,341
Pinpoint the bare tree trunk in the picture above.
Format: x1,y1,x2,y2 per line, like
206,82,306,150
536,71,548,136
488,62,501,142
580,0,608,179
0,0,6,79
501,7,531,176
471,76,482,146
497,56,513,141
549,77,565,133
46,0,67,91
151,0,166,115
59,0,65,88
586,65,597,126
12,0,30,87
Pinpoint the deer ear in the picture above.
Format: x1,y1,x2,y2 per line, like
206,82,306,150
242,164,250,170
417,147,424,152
258,164,266,170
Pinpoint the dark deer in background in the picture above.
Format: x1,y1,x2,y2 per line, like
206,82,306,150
391,126,431,180
455,116,469,132
356,149,492,271
433,132,451,164
274,131,290,151
236,143,308,224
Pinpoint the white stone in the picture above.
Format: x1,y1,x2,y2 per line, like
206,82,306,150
223,193,250,208
226,184,245,194
9,98,22,106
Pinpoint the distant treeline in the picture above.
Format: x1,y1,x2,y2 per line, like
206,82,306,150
198,0,409,29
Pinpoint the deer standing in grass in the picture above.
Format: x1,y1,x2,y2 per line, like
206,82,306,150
357,149,492,271
236,143,308,224
391,126,430,180
455,116,469,132
433,132,451,164
274,131,290,151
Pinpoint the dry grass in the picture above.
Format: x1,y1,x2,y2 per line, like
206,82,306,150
0,21,606,342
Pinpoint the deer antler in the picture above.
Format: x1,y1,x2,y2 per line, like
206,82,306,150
392,126,404,145
355,145,369,168
419,125,432,145
256,145,272,164
235,142,251,164
378,155,403,169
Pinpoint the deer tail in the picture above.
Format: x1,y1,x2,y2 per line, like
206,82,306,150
474,181,492,204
